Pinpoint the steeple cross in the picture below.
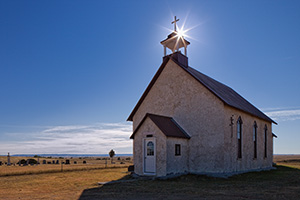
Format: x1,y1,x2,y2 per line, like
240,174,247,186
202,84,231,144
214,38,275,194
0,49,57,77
171,16,179,32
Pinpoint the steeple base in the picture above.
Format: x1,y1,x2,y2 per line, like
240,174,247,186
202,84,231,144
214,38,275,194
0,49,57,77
163,51,188,68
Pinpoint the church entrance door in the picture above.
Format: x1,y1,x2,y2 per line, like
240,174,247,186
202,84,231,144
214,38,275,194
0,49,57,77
144,138,156,174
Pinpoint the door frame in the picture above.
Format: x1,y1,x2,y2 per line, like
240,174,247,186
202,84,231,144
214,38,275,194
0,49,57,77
143,137,156,175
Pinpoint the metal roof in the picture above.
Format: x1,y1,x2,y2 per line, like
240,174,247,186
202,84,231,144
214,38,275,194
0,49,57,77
183,65,277,124
130,113,190,139
127,53,276,124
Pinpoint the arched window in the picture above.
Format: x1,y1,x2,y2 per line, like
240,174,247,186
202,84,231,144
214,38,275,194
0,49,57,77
147,141,154,156
237,117,243,159
264,125,268,158
253,121,257,159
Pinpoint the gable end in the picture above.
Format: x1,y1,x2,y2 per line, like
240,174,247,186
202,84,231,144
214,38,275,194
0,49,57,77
127,53,276,124
127,57,170,121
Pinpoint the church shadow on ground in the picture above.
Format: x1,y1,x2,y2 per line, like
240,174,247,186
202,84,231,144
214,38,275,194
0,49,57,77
78,165,300,200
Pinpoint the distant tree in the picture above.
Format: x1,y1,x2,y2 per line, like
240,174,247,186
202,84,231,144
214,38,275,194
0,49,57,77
109,149,115,164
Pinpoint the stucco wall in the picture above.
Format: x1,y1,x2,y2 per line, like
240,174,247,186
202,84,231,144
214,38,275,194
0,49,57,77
131,59,274,175
133,117,167,177
132,60,226,174
223,105,273,172
166,138,189,175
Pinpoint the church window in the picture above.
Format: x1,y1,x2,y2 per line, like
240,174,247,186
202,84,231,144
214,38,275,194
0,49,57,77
175,144,181,156
147,141,154,156
253,121,257,159
264,125,268,158
237,117,243,159
146,134,153,137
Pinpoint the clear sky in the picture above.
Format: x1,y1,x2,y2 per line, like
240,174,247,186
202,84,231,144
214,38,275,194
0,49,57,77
1,0,299,155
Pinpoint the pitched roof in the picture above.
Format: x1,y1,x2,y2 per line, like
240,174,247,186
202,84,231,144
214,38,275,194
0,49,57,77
127,53,276,124
183,65,277,124
130,113,190,139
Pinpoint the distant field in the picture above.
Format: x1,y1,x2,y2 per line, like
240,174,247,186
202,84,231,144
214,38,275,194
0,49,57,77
274,154,300,169
0,156,132,176
274,154,300,162
0,155,300,200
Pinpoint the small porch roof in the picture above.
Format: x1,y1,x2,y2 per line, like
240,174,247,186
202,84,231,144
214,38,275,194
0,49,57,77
130,113,190,139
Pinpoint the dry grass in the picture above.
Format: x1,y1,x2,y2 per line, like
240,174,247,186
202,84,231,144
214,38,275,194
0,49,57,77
274,154,300,169
0,156,132,176
0,164,129,177
79,155,300,200
1,155,300,200
0,167,129,200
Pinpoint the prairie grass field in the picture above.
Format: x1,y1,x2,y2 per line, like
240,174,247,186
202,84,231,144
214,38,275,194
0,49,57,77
274,154,300,169
0,156,132,176
0,155,300,200
0,167,129,200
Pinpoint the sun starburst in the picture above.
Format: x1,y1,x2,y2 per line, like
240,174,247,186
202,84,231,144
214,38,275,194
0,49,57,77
160,15,203,56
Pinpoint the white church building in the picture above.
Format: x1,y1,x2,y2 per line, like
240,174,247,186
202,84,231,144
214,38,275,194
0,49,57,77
128,17,277,177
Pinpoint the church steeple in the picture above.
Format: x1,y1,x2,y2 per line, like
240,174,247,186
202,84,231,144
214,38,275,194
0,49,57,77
160,16,190,57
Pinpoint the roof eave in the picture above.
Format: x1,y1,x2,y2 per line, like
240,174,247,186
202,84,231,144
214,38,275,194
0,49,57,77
130,113,190,139
223,103,277,125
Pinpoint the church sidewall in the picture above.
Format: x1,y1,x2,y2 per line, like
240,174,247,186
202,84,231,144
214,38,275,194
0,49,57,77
224,106,273,172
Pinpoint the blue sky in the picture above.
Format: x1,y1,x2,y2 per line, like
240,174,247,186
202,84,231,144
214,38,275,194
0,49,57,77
1,1,299,155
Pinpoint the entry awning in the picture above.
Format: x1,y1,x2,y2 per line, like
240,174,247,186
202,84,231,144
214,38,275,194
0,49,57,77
130,113,190,139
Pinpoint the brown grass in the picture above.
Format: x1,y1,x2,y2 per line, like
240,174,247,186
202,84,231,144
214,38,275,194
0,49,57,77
79,155,300,200
1,155,300,200
0,167,129,200
0,156,132,176
274,154,300,169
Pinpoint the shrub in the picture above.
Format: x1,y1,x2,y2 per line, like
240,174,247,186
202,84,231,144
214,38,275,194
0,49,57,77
27,159,38,165
17,159,26,165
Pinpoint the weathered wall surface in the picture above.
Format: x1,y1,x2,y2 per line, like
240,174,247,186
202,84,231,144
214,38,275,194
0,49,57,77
166,138,189,175
132,60,226,174
223,106,273,172
132,59,274,175
133,117,167,176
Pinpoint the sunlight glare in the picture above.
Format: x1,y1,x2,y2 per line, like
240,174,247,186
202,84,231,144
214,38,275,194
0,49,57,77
177,26,187,38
